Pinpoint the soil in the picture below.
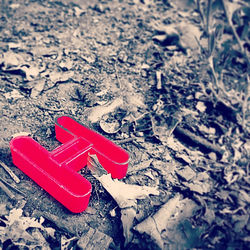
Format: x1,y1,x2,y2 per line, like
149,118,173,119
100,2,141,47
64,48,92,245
0,0,249,249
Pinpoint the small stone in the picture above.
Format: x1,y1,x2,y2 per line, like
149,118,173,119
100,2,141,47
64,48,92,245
208,152,217,161
118,50,128,63
196,101,206,112
195,92,204,99
110,208,116,217
176,166,196,181
141,69,148,77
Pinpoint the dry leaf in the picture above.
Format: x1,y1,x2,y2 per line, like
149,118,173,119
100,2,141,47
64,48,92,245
170,0,196,12
176,166,196,181
99,114,122,134
127,159,153,174
0,208,56,247
90,168,159,245
97,174,159,208
88,98,123,123
0,208,43,244
121,207,136,245
134,194,198,248
183,172,212,194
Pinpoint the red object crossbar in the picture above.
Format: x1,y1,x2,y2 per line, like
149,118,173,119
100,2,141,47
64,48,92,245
10,116,129,213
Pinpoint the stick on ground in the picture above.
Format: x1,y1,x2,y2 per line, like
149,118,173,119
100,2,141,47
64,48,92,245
0,160,20,183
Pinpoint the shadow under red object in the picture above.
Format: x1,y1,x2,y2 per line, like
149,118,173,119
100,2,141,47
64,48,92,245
10,116,129,213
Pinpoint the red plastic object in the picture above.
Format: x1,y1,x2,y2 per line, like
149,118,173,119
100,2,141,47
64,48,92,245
10,116,129,213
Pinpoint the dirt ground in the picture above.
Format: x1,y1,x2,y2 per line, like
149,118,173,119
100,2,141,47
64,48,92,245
0,0,249,249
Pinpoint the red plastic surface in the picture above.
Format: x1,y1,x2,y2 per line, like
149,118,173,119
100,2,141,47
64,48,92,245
10,116,129,213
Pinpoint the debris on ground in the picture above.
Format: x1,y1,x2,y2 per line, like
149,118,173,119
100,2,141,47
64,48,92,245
0,0,249,248
134,193,200,249
77,227,114,250
89,157,159,245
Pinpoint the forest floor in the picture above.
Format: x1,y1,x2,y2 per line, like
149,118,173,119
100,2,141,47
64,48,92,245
0,0,249,249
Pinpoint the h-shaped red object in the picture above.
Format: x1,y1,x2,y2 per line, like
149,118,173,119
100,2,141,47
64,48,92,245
10,116,129,213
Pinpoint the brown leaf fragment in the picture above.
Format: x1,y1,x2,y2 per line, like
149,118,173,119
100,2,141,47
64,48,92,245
96,174,159,209
30,79,46,98
183,172,212,195
77,227,114,250
0,208,47,246
31,228,51,249
88,98,123,123
151,115,180,143
176,166,196,181
89,158,159,246
232,214,249,233
196,101,207,112
121,207,136,246
127,159,153,175
170,0,196,12
134,194,198,249
99,114,122,134
61,235,78,250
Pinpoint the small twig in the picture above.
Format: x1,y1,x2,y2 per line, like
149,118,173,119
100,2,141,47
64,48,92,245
0,179,15,199
36,104,64,112
174,126,224,156
241,75,249,129
114,62,122,88
0,177,26,197
0,160,20,183
115,137,137,144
